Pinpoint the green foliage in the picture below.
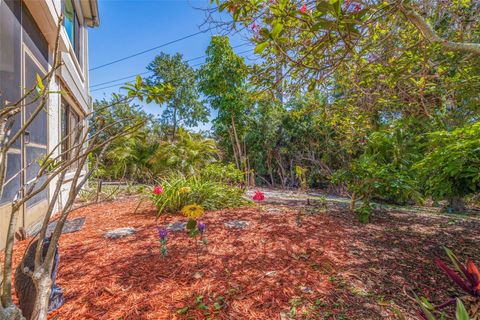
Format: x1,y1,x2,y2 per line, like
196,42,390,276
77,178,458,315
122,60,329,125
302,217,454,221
415,122,480,209
151,170,249,215
355,204,374,224
149,129,218,177
333,125,424,208
92,97,166,182
147,52,208,139
199,163,244,185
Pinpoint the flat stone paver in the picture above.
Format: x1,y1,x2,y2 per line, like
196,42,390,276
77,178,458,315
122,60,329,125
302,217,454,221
224,220,249,229
104,227,136,239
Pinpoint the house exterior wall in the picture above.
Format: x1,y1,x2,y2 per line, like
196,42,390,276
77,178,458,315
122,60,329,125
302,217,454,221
0,0,99,250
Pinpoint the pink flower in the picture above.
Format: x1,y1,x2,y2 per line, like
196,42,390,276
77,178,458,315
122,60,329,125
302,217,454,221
153,186,164,195
299,4,307,13
251,22,259,32
253,191,265,201
353,3,362,11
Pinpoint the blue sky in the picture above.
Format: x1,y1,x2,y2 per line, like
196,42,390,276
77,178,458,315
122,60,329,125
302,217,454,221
88,0,255,131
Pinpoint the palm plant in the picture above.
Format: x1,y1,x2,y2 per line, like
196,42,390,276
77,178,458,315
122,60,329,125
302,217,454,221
104,130,157,182
149,129,218,177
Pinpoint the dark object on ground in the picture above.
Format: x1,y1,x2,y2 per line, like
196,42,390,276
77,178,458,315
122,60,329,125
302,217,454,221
45,217,86,237
14,238,64,320
104,227,136,239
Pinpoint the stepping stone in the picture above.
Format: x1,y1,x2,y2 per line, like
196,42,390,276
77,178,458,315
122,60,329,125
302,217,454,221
46,217,86,237
30,217,86,238
104,227,136,239
167,221,187,232
224,220,249,229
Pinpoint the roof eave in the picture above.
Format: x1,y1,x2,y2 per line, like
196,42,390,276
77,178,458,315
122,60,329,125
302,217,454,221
81,0,100,27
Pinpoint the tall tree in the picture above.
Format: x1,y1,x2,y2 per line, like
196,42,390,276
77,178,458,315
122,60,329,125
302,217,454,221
147,53,208,140
197,36,252,183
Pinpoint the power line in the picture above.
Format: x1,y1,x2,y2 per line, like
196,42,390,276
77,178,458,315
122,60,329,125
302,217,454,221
89,28,214,71
90,48,255,93
90,71,152,88
90,43,252,88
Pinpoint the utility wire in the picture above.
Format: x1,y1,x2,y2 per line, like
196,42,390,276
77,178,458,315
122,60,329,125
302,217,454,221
90,43,252,88
90,48,254,92
89,28,214,71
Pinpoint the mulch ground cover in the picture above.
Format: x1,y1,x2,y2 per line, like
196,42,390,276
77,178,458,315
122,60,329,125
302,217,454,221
9,194,480,319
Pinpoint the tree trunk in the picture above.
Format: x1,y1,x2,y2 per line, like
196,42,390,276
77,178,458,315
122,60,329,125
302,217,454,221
30,274,51,320
231,114,243,170
172,106,177,141
227,128,240,170
350,192,356,212
448,196,466,212
95,180,103,204
0,305,25,320
1,206,21,307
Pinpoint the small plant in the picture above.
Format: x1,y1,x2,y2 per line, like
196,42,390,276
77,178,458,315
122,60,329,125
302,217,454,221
355,203,373,223
182,204,205,264
295,165,308,190
414,248,480,319
198,222,208,248
150,173,249,215
155,226,168,256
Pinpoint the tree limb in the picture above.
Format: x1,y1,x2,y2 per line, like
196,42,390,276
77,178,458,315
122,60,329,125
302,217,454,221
400,5,480,56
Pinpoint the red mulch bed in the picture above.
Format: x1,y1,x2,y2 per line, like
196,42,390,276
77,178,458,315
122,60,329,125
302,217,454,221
9,196,480,319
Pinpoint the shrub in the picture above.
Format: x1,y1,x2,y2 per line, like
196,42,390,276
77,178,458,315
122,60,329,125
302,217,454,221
151,173,249,215
415,248,479,319
149,129,219,177
415,122,480,212
199,163,244,185
332,126,424,222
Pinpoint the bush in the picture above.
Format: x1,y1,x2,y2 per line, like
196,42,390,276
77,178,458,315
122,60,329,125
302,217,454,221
415,122,480,212
199,163,244,185
151,172,249,215
332,126,423,218
149,129,219,177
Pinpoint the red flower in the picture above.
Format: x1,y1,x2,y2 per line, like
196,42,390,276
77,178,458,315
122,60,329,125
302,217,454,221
353,3,362,12
228,4,237,13
251,22,259,32
253,191,265,201
153,186,164,195
299,4,307,13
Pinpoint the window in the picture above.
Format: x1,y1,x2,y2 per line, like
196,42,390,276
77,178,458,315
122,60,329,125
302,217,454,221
63,0,81,61
61,100,81,169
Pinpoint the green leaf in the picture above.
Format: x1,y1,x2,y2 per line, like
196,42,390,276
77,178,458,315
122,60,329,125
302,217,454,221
271,23,283,39
177,306,189,315
36,74,45,92
135,75,142,89
455,299,469,320
254,41,269,54
197,303,208,310
332,0,343,15
186,219,197,230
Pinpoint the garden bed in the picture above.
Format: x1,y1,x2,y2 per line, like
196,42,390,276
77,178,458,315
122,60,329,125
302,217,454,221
10,191,480,319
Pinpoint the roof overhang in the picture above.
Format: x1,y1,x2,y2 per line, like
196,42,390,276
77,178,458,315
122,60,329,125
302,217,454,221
80,0,100,27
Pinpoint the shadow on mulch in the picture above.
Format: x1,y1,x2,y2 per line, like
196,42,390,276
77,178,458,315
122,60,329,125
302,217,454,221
9,197,480,320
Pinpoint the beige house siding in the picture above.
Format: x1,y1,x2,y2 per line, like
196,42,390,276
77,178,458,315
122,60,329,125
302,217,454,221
0,0,99,250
